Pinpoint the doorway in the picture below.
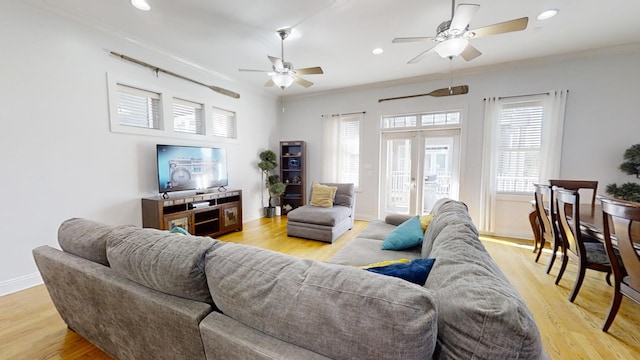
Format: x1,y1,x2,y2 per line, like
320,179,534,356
380,129,460,217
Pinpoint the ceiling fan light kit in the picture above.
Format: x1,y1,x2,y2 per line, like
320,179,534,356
393,0,528,64
239,27,324,90
435,38,469,58
131,0,150,11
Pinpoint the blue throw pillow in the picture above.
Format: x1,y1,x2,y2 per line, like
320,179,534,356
366,258,436,285
170,226,190,236
381,215,424,250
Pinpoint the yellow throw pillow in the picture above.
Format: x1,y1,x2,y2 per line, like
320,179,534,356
357,259,411,269
419,214,435,232
310,181,338,208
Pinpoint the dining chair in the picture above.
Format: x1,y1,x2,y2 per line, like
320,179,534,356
600,197,640,332
549,179,598,214
533,184,561,271
554,187,613,302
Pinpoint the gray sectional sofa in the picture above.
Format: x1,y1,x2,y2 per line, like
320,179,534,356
32,198,547,360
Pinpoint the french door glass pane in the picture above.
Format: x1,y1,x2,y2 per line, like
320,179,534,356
384,138,412,214
422,136,455,214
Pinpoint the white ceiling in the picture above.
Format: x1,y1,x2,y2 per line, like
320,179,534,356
32,0,640,96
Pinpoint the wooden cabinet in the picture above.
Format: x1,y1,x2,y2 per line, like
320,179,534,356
280,141,306,214
142,190,242,237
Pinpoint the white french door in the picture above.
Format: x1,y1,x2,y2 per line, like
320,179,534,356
380,129,460,217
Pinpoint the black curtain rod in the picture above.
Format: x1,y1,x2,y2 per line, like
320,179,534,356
321,111,366,117
483,90,569,101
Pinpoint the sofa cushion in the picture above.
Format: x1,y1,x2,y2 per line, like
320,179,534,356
286,204,352,226
421,199,478,258
106,226,223,303
424,201,545,359
313,182,355,208
205,243,438,360
310,181,338,207
328,237,422,266
58,218,117,266
381,216,424,250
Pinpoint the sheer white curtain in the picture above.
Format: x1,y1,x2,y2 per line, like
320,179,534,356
479,97,500,233
322,114,341,182
479,90,568,234
539,90,568,183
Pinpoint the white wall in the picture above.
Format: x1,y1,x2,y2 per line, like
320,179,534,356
0,2,279,295
279,46,640,239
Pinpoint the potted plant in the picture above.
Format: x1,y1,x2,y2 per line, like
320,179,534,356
258,150,287,217
606,143,640,202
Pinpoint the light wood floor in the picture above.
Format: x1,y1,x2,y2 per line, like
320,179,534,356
2,217,639,359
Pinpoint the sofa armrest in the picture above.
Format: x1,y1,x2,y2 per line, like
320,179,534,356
385,214,412,226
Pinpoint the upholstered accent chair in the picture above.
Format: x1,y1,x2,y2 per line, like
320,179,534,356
286,182,355,243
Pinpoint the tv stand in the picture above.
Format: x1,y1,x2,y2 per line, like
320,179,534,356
142,190,242,237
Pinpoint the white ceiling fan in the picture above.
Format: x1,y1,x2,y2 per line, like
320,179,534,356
239,28,324,89
393,0,528,63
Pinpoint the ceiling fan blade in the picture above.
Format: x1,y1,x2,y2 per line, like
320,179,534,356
268,56,284,70
295,66,324,75
408,46,436,64
450,4,480,32
470,17,528,38
239,68,270,73
264,79,275,87
392,36,434,43
460,43,482,61
294,76,313,88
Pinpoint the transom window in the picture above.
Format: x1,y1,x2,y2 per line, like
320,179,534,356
382,110,461,129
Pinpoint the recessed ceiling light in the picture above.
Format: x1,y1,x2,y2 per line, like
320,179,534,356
372,48,384,55
131,0,151,11
537,9,558,20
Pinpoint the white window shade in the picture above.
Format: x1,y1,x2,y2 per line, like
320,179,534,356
496,101,543,193
339,116,360,186
323,113,362,187
212,107,236,139
116,84,161,129
173,98,204,134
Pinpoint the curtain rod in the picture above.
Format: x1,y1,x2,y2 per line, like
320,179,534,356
483,90,569,101
321,111,366,117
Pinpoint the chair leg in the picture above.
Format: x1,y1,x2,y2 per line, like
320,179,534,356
568,263,586,303
602,289,623,332
546,245,558,274
529,210,541,254
535,243,544,263
605,271,612,286
555,255,568,285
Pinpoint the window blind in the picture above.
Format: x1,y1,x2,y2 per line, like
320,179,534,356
173,98,204,134
339,116,360,186
212,107,237,139
496,101,543,193
116,84,161,129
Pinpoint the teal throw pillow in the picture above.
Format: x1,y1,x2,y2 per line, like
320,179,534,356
381,215,424,250
170,226,190,236
366,258,436,285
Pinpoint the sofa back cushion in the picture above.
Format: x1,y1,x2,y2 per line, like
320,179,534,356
423,200,546,359
58,218,117,266
205,242,437,360
310,182,355,208
106,226,222,303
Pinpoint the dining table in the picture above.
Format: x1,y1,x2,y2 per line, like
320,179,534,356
573,197,640,249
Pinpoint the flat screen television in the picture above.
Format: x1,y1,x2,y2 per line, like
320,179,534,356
156,144,228,194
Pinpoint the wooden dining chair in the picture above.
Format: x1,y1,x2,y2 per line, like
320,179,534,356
600,197,640,332
549,179,598,213
533,184,562,271
554,187,613,302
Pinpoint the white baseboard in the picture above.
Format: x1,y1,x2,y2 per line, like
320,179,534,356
0,273,43,297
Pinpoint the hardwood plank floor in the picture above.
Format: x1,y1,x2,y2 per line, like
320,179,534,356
1,217,638,359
